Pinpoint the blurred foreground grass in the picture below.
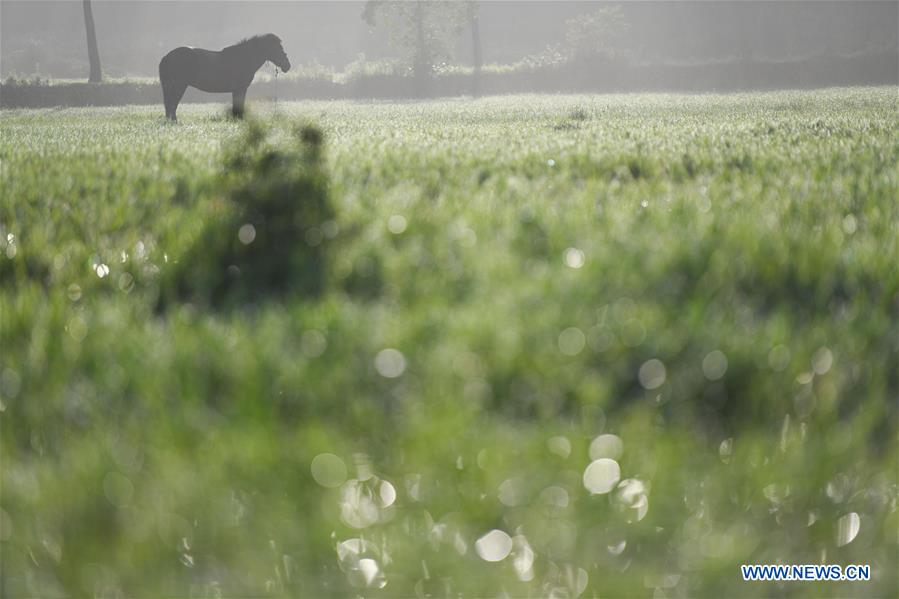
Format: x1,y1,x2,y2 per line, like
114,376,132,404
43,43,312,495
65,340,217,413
1,89,897,597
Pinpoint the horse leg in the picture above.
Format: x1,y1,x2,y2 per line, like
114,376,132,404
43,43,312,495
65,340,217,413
232,88,247,119
162,79,187,121
161,78,175,120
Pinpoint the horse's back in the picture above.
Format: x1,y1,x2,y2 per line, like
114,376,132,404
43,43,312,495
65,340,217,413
159,47,193,76
159,46,255,93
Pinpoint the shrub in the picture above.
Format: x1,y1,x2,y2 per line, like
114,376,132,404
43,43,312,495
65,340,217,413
159,121,334,308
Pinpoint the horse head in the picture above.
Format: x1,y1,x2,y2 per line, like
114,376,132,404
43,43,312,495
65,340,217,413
260,34,291,72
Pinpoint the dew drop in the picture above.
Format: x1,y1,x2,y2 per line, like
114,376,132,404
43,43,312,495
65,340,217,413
475,529,513,562
374,349,406,378
238,224,256,245
547,436,571,458
583,458,621,495
638,359,666,389
388,215,407,234
836,512,860,546
564,247,585,269
558,327,586,356
589,434,623,460
812,347,833,375
379,480,397,507
702,350,728,380
311,453,347,488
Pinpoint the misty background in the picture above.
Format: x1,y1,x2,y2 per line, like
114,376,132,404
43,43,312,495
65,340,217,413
2,1,897,80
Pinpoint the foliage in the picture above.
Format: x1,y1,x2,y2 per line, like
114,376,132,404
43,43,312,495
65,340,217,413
3,49,896,107
159,120,334,309
2,75,51,87
564,5,630,59
337,53,401,83
1,89,897,597
362,0,471,78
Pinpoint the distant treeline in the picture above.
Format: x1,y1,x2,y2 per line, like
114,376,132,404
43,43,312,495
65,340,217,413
2,51,896,108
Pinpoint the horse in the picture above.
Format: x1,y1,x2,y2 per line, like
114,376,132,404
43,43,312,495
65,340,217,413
159,34,290,121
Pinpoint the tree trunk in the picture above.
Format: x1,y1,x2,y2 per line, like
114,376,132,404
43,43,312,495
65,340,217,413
413,1,429,97
471,11,482,97
83,0,102,83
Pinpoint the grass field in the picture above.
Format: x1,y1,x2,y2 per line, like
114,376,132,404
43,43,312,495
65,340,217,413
1,88,897,597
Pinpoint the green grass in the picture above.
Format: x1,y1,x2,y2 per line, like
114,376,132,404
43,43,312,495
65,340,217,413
1,88,897,597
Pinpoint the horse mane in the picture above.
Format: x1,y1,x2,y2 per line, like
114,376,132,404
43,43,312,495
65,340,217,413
224,34,281,53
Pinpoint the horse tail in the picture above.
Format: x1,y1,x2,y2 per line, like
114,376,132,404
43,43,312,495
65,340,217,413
159,48,190,120
159,47,192,82
158,49,176,83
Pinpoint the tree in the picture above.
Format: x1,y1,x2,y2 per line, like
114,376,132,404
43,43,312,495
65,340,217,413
362,1,468,94
82,0,102,83
564,5,629,60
